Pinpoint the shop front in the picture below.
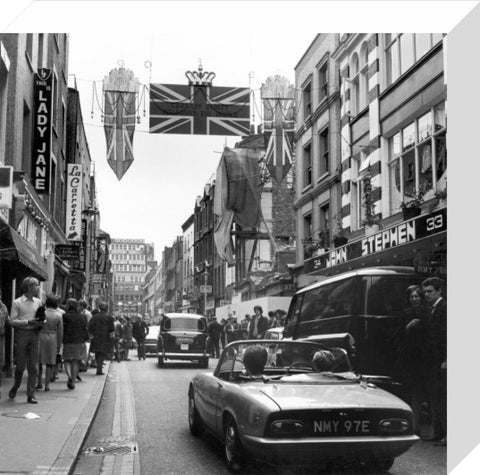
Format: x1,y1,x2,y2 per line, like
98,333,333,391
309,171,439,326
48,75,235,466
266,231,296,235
303,207,446,279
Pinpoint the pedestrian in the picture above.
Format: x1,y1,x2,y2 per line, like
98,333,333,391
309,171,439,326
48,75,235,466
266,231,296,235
240,314,251,340
219,318,227,349
62,298,89,390
421,277,447,446
8,276,43,404
248,305,269,339
37,295,63,391
398,285,430,436
114,316,124,361
79,300,93,368
207,316,223,358
0,289,9,399
123,316,133,361
224,314,239,344
88,302,114,375
275,309,287,327
132,315,149,360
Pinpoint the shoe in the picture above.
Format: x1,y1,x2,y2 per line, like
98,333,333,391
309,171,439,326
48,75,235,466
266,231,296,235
76,375,82,381
27,396,38,404
44,387,50,392
8,387,17,399
36,383,43,390
67,379,75,390
96,371,105,375
435,437,447,446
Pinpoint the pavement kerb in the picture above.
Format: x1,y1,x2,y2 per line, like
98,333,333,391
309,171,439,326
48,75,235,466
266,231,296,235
46,361,111,475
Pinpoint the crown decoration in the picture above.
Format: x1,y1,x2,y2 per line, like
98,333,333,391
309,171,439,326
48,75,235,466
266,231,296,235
185,63,216,86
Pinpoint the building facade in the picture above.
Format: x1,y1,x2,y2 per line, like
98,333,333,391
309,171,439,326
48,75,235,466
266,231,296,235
181,214,194,311
296,33,447,280
111,238,153,317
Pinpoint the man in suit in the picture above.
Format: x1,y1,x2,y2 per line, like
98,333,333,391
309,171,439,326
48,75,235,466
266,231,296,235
422,277,447,446
248,306,269,339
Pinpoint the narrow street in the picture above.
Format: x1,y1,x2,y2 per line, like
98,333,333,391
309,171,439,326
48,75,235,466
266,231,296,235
73,358,446,475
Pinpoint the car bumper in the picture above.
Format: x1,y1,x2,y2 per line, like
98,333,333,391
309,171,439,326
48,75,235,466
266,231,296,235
162,352,207,360
241,434,419,465
144,345,157,356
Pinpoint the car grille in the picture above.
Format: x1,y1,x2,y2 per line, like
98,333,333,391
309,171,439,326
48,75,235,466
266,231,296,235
265,408,413,438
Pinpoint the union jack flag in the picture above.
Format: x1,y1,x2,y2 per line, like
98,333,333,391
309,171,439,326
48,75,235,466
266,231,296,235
149,83,250,136
262,98,295,183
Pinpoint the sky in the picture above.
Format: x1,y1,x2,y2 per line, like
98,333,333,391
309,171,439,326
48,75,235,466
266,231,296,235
1,0,476,261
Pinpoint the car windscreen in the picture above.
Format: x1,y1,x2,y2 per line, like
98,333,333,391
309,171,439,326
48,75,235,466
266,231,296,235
164,318,206,332
216,341,352,379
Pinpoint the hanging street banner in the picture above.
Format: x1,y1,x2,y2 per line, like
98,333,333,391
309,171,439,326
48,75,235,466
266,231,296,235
261,75,295,183
149,75,250,136
32,68,53,194
65,164,83,240
103,67,139,180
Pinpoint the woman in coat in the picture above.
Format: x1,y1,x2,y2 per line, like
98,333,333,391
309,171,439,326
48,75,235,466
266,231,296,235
62,298,89,389
37,295,63,391
88,302,114,375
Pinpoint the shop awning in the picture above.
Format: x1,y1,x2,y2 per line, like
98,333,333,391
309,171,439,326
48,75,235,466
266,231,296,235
0,221,48,281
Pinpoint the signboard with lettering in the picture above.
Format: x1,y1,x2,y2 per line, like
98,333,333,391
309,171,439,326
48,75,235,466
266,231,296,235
32,68,53,194
0,166,13,209
55,243,81,261
65,164,83,240
304,209,446,275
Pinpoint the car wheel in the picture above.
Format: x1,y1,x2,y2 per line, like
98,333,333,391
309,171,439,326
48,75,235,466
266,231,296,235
367,458,394,473
157,356,164,367
188,391,203,436
224,416,244,472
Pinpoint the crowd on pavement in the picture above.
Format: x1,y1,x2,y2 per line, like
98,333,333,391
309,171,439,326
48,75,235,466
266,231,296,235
0,275,150,404
205,305,287,358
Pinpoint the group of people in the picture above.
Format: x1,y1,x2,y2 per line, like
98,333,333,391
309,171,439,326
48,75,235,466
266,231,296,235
206,306,287,358
399,276,447,446
0,276,150,403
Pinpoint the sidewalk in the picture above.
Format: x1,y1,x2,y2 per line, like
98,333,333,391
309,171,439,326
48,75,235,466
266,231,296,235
0,361,110,475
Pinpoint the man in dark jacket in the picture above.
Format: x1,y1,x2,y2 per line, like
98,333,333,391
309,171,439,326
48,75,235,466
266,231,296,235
132,315,149,360
207,317,223,358
422,277,447,446
248,305,269,339
88,302,114,375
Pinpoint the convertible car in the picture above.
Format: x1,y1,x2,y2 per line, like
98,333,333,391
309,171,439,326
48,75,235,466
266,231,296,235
188,340,418,472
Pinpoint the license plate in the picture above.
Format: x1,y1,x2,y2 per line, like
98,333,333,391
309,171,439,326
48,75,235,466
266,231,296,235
313,419,371,434
180,344,189,350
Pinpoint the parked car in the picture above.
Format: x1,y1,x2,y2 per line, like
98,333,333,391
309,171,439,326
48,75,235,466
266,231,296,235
144,325,160,358
264,326,284,341
284,266,425,382
157,313,209,368
188,340,418,472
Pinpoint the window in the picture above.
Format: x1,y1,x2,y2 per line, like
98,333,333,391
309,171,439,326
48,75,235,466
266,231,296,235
350,53,359,115
303,143,312,187
319,127,329,175
318,61,328,102
303,213,313,259
52,70,59,135
388,101,447,212
359,42,369,112
319,204,330,248
37,34,44,68
26,34,33,63
303,82,312,119
385,34,444,86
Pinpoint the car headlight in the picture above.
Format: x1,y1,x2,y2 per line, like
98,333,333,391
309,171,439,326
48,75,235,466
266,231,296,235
270,420,304,434
378,418,410,434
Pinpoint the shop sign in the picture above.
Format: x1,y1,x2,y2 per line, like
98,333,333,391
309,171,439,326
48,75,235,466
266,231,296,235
32,68,53,194
55,243,81,260
66,164,83,240
304,209,446,274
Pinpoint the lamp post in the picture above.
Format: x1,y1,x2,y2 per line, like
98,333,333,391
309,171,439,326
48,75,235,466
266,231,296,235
82,207,99,308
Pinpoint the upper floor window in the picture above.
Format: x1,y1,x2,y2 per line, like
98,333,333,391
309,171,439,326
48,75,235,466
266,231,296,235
359,42,369,112
303,143,312,188
303,82,312,119
319,127,329,176
349,53,359,115
318,61,328,103
26,34,33,63
385,33,444,86
388,101,447,212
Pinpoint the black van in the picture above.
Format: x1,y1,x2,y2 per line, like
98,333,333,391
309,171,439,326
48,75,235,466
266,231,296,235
284,266,425,381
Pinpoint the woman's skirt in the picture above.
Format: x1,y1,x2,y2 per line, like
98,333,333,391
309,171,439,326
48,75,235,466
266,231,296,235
40,332,57,365
63,342,86,361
